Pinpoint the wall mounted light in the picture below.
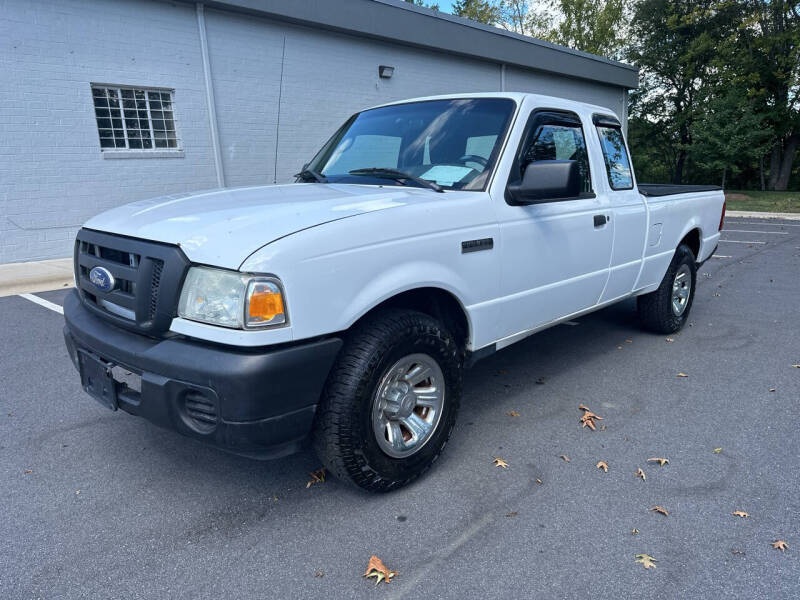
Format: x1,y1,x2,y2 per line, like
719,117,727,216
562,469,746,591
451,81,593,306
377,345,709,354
378,65,395,79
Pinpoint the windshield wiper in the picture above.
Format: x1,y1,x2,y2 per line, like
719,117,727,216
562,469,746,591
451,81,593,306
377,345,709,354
348,168,443,193
294,168,328,183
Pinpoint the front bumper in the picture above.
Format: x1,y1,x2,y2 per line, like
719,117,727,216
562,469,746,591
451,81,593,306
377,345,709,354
63,290,342,459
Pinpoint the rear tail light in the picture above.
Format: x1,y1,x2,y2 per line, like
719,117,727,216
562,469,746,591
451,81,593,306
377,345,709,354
719,200,726,231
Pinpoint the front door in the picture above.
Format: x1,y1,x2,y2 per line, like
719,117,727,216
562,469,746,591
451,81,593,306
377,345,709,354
493,108,614,343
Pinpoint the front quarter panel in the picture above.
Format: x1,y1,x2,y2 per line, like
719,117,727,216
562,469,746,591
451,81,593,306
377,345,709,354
241,191,501,349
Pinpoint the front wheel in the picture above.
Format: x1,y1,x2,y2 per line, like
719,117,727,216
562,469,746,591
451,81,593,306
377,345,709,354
312,309,462,492
637,243,697,334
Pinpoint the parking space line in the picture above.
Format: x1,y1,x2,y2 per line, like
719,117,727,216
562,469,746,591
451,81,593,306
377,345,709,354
722,229,788,235
719,240,766,244
19,293,64,315
732,221,800,227
711,255,732,259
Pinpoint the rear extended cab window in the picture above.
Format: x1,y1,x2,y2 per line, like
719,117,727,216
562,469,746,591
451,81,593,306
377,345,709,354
593,114,634,190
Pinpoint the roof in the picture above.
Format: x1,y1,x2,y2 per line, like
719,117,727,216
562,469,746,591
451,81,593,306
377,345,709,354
195,0,639,89
367,92,621,117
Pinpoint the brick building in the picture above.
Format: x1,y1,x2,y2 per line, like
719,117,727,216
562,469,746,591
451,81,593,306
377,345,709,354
0,0,638,264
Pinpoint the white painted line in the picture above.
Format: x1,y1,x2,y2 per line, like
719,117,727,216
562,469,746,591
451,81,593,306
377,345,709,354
719,240,766,244
19,293,64,315
734,221,800,227
711,255,732,259
563,320,580,326
722,229,788,234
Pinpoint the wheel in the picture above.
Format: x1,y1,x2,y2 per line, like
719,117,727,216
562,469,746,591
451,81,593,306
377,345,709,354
637,243,697,334
312,309,463,492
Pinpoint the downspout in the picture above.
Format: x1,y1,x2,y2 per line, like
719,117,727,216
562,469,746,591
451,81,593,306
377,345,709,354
196,3,225,188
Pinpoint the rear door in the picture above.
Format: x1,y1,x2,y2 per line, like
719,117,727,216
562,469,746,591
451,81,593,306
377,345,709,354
492,105,614,343
591,115,648,302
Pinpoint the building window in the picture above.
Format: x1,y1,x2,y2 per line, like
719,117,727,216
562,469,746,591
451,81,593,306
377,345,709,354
91,86,180,151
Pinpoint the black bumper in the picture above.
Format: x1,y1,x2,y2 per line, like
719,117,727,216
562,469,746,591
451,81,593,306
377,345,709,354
63,290,342,459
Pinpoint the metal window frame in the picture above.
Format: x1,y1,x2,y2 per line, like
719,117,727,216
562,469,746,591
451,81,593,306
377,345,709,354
90,83,182,152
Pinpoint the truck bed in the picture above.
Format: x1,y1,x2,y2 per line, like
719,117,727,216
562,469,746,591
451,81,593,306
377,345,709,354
638,184,722,197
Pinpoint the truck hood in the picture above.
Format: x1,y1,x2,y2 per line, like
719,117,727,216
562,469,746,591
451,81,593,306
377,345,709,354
83,183,432,269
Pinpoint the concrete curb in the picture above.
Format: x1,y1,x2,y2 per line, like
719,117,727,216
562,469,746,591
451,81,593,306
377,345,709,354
0,258,74,297
727,210,800,221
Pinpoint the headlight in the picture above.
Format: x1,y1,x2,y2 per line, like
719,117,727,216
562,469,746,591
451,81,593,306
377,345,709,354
177,266,287,329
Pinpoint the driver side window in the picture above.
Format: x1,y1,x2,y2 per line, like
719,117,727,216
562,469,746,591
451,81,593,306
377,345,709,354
523,122,592,194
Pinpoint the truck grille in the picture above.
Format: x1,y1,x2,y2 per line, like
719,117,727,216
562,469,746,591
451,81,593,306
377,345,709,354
75,228,190,336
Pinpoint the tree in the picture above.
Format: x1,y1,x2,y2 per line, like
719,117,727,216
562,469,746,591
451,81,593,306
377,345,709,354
548,0,627,58
452,0,502,24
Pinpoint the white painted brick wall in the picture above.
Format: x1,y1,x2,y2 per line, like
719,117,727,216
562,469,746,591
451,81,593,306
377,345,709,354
0,0,625,264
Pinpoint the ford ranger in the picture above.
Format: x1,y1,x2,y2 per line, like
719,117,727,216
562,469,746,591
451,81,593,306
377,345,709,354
63,93,726,492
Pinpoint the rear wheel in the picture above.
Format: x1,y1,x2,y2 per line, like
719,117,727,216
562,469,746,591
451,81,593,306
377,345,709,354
637,243,697,334
312,309,462,492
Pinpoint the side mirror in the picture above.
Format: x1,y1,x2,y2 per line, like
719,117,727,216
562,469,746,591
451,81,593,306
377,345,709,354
508,159,581,204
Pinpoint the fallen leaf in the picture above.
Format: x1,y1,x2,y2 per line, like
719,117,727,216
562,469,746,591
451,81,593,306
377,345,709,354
535,377,546,385
650,505,669,516
596,461,608,472
505,512,518,518
677,372,689,378
769,388,776,392
648,457,669,466
666,338,675,343
579,404,603,431
24,469,33,475
732,510,749,518
713,447,723,454
506,410,520,418
635,468,646,481
773,540,788,552
315,570,324,578
792,364,800,369
493,457,509,469
75,490,80,495
625,339,633,343
635,554,657,569
536,478,543,484
306,468,325,488
364,555,397,585
731,549,745,556
632,528,639,535
559,455,570,463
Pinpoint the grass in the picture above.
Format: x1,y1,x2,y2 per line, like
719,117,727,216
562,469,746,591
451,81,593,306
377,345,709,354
724,190,800,213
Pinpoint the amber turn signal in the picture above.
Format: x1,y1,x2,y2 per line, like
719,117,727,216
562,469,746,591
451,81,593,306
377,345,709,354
246,280,286,327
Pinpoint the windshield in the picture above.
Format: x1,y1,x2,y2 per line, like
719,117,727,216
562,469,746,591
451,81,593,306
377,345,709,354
306,98,516,191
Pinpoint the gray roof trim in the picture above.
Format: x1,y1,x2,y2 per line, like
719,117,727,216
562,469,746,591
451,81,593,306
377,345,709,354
195,0,639,89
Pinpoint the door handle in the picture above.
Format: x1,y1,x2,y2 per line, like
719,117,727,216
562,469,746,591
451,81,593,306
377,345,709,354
593,214,607,227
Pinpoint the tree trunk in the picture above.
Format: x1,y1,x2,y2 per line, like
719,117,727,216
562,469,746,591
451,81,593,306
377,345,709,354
721,167,727,188
673,149,686,184
767,143,782,190
760,156,765,191
774,134,799,191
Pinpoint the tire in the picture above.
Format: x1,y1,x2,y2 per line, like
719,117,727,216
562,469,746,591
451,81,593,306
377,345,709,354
312,309,463,492
637,243,697,334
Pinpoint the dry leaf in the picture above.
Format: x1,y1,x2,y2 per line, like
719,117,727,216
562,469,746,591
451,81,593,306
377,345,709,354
617,345,623,350
596,461,608,472
560,454,570,463
773,540,788,552
648,457,669,466
713,447,723,454
632,528,639,535
306,468,325,488
635,468,646,481
24,469,33,475
493,457,509,469
625,339,633,343
315,570,324,578
650,505,669,516
536,478,543,484
677,372,689,378
505,512,518,518
506,410,520,418
635,554,657,569
769,388,776,392
579,404,603,431
791,364,800,368
732,510,749,518
364,555,397,585
666,338,675,343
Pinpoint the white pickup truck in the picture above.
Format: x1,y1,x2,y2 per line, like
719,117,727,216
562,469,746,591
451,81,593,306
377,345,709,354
64,93,725,491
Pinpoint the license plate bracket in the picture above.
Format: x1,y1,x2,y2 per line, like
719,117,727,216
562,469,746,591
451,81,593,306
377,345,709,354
78,350,118,411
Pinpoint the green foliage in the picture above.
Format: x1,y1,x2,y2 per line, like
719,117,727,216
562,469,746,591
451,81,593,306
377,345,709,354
452,0,502,23
549,0,627,58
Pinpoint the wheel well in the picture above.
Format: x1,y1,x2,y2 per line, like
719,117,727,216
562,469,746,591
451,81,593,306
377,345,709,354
356,288,470,350
679,228,701,260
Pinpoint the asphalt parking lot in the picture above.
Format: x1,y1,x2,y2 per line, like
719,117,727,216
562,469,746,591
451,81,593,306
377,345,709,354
2,216,798,599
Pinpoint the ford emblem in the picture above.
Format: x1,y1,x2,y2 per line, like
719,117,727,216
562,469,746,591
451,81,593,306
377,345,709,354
89,266,115,293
